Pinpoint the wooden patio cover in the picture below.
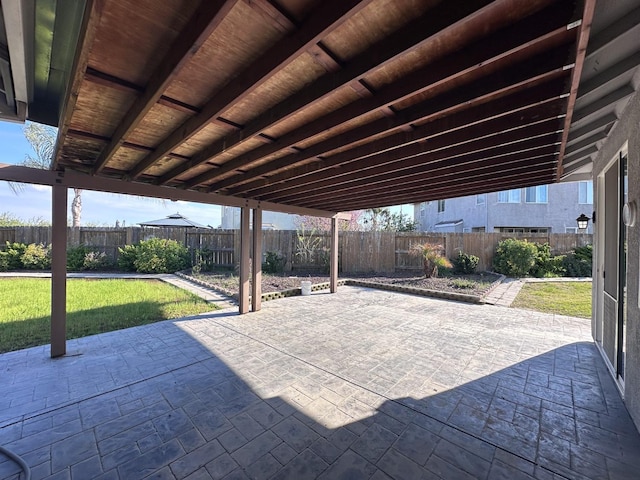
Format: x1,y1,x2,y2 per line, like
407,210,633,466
53,0,594,213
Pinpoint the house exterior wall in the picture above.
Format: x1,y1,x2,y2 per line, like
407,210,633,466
414,182,594,234
591,89,640,431
220,206,298,230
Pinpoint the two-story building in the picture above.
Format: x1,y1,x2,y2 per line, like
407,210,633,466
414,181,594,234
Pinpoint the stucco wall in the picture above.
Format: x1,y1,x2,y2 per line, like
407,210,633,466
414,183,593,234
591,89,640,431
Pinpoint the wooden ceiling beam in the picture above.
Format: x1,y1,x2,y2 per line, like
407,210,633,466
556,0,595,179
204,54,571,192
128,0,373,180
314,172,556,211
232,82,566,197
182,14,574,189
91,0,239,175
157,0,554,186
265,127,561,203
292,156,556,207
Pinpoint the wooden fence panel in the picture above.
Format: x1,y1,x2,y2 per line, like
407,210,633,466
342,231,395,273
0,226,594,273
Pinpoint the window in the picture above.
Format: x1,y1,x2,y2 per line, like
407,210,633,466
497,189,521,203
472,227,486,233
437,200,445,213
476,194,486,205
579,180,593,204
525,185,548,203
565,227,578,233
497,227,549,233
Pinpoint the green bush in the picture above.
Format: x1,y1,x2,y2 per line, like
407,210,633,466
451,251,479,274
263,251,286,274
530,243,565,277
67,245,91,271
117,244,138,272
121,238,190,273
562,244,593,277
1,242,27,270
83,251,111,271
493,238,538,277
21,243,51,270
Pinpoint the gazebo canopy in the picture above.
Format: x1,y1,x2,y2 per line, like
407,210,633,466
138,212,209,229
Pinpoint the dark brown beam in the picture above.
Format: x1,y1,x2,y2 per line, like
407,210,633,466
91,0,239,174
84,67,243,130
274,136,559,204
294,156,556,207
66,129,190,160
287,146,557,206
556,0,596,179
232,82,567,197
211,57,571,194
314,172,556,211
203,51,569,192
268,129,560,203
157,0,560,185
128,0,373,179
180,12,574,189
244,0,297,33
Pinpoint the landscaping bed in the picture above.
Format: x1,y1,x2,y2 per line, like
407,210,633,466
187,270,502,303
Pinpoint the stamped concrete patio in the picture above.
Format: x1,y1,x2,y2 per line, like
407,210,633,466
1,286,639,480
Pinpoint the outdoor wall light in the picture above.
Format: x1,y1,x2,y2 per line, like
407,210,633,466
576,213,590,230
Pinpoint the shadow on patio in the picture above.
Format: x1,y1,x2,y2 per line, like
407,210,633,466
1,288,639,479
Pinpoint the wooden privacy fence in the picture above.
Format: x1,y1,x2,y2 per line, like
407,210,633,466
0,227,592,273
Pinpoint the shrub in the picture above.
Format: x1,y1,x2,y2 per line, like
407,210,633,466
451,278,475,289
263,251,286,274
1,242,27,270
451,251,479,274
21,243,51,270
83,251,111,271
530,243,565,277
410,243,452,278
562,244,593,277
493,238,538,277
67,245,91,271
117,244,138,272
132,238,190,273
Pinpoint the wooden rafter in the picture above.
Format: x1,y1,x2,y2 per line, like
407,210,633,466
203,51,571,192
128,0,373,180
91,0,239,174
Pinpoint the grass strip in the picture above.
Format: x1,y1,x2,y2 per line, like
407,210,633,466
512,281,592,318
0,278,216,353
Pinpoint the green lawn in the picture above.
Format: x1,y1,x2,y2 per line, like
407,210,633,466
0,278,217,353
511,281,592,318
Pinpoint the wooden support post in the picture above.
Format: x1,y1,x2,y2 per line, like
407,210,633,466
330,216,339,293
51,184,68,357
252,208,262,312
239,206,250,314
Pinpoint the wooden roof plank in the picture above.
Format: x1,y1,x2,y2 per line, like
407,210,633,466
232,81,567,196
127,0,373,179
262,122,562,202
91,0,240,174
179,12,574,188
156,0,525,185
291,155,557,206
203,52,571,192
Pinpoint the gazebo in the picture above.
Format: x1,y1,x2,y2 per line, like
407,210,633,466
138,212,210,229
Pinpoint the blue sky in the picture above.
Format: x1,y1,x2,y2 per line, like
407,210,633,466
0,121,411,226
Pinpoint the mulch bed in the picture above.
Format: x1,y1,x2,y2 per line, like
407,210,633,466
191,270,500,297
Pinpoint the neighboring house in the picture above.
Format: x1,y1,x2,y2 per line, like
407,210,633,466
220,206,298,230
413,181,594,234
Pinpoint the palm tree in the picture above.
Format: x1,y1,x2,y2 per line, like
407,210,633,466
10,122,83,226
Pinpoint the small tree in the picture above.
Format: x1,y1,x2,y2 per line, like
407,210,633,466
411,243,452,278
